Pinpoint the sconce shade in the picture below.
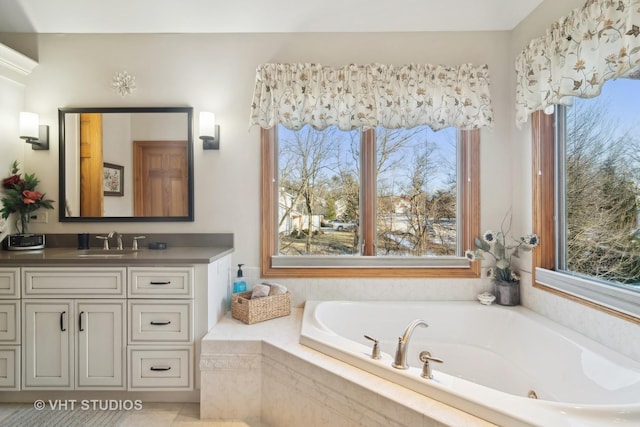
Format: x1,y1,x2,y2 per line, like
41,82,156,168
199,111,220,150
19,111,49,150
199,112,215,136
20,112,39,139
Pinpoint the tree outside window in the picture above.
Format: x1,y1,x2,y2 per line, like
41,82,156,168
561,79,640,288
262,124,480,278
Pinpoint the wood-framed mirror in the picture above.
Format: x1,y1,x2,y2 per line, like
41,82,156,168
58,106,194,222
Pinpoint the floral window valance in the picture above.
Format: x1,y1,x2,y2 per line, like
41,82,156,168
250,63,494,131
515,0,640,127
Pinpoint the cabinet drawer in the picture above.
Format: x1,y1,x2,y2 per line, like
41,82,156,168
128,347,192,390
0,346,20,390
23,268,126,298
0,268,20,298
128,267,193,298
129,301,192,343
0,302,19,343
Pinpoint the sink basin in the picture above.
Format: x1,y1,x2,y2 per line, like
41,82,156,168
74,249,139,257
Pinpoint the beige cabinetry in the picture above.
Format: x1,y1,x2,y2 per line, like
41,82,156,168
0,267,20,390
22,300,72,389
127,267,194,390
76,300,125,388
21,267,126,390
22,300,125,389
0,251,231,395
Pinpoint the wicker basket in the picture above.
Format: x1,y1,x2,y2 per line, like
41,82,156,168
231,291,291,324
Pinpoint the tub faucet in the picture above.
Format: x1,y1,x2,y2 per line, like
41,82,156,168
392,319,429,370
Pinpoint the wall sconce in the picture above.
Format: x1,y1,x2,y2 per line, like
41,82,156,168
199,112,220,150
20,112,49,150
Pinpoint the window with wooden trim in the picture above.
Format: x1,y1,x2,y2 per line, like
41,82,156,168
532,78,640,321
261,124,480,278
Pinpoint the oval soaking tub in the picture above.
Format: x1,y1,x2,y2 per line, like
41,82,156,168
300,301,640,427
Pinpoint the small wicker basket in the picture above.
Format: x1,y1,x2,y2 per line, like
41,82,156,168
231,291,291,324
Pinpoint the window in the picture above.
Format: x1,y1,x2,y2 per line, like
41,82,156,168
261,125,480,278
533,79,640,320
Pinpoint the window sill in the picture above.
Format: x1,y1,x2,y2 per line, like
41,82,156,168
272,255,469,268
263,256,479,278
535,267,640,322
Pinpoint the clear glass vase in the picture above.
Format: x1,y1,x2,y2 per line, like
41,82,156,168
15,213,29,235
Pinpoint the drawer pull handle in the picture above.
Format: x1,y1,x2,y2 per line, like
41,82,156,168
60,311,66,332
149,281,171,285
150,320,171,326
150,366,172,371
79,311,85,331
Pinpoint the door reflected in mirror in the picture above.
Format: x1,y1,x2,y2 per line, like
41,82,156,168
59,107,194,222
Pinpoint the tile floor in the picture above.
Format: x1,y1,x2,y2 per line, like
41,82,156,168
0,402,271,427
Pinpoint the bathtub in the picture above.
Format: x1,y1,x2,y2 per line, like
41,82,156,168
300,301,640,427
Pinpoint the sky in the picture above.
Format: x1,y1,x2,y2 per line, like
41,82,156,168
576,78,640,139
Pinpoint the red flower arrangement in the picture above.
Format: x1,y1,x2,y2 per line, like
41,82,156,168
1,160,54,234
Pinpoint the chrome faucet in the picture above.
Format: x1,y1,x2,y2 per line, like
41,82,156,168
108,231,123,250
392,319,429,369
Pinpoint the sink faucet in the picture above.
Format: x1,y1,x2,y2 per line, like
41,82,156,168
392,319,429,369
108,231,123,250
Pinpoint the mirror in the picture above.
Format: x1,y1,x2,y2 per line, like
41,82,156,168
58,107,194,222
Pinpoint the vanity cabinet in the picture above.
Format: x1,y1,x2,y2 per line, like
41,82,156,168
0,247,232,396
21,267,126,390
22,300,125,389
0,267,20,390
127,267,194,390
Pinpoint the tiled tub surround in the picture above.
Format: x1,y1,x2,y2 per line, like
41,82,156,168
201,303,640,427
201,310,494,427
301,301,640,427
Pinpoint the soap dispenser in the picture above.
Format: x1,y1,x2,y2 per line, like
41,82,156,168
232,264,247,293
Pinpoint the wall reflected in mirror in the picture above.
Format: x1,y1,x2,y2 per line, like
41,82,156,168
59,107,194,222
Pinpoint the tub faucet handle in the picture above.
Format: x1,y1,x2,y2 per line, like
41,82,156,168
364,335,381,360
419,350,443,379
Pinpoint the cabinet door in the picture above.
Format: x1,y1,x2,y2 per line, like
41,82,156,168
0,302,19,343
0,346,20,390
23,301,73,389
0,267,20,298
76,300,125,389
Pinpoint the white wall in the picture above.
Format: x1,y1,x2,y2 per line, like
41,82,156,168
0,30,513,266
0,76,26,177
1,0,638,361
0,43,35,237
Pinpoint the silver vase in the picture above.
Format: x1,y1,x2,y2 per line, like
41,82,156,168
494,280,520,306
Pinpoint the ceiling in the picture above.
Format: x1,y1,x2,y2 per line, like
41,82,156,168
0,0,543,33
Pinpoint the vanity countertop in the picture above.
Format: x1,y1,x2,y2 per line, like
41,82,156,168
0,246,233,265
0,233,234,265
